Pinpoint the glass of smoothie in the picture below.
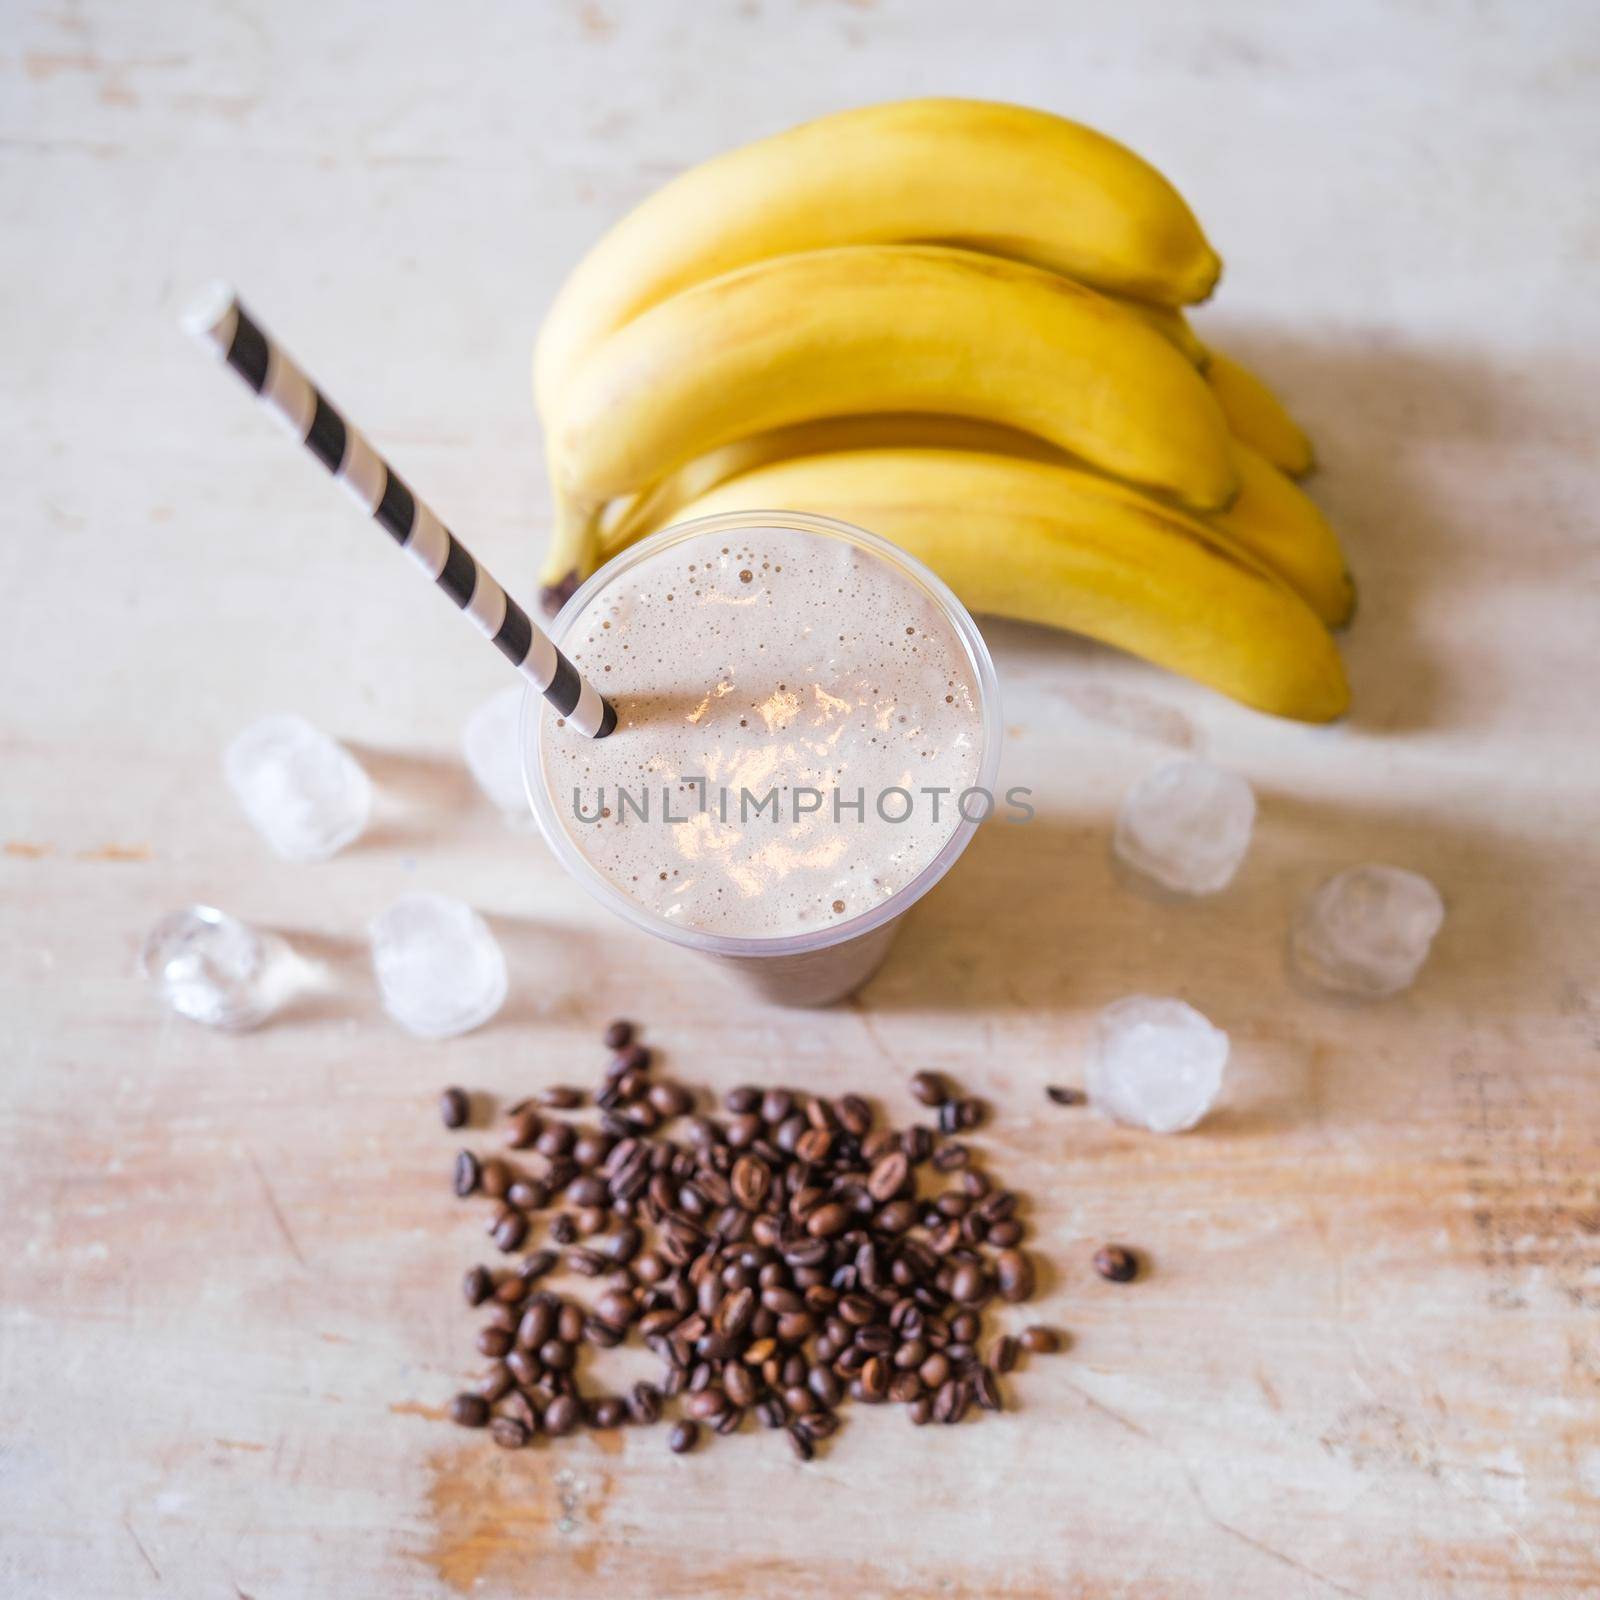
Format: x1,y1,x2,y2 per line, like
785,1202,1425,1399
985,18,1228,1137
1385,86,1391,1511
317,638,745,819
523,511,1002,1006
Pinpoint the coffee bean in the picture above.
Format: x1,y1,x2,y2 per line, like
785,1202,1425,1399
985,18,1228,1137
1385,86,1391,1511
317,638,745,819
806,1202,850,1239
549,1213,577,1245
449,1393,490,1428
996,1249,1035,1302
1020,1325,1061,1354
490,1416,530,1449
536,1123,576,1159
589,1397,629,1429
440,1087,470,1129
492,1211,528,1253
476,1327,512,1359
648,1082,693,1118
930,1142,968,1172
1093,1245,1138,1283
539,1086,584,1110
477,1364,514,1403
506,1349,541,1387
974,1367,1002,1412
628,1381,663,1425
543,1394,581,1436
1045,1085,1084,1106
909,1071,948,1107
956,1097,985,1130
867,1151,910,1203
836,1095,871,1137
668,1420,698,1454
724,1086,760,1114
604,1019,634,1050
786,1423,814,1461
937,1102,962,1135
453,1150,481,1198
505,1110,541,1149
462,1266,493,1307
479,1158,511,1199
991,1335,1019,1374
948,1262,987,1304
919,1352,951,1388
987,1219,1024,1248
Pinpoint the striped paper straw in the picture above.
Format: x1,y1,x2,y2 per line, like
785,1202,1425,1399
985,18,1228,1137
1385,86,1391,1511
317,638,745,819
181,283,617,739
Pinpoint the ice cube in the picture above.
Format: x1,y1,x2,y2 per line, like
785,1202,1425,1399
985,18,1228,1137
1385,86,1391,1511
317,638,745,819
369,891,507,1039
462,684,535,828
1291,864,1444,998
224,714,372,861
140,905,298,1029
1086,995,1230,1134
1113,759,1256,895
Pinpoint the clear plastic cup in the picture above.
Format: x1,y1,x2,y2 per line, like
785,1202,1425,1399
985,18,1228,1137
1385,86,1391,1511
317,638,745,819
522,511,1002,1005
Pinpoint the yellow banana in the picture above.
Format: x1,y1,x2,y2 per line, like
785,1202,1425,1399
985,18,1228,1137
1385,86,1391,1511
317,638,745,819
535,98,1220,415
648,447,1348,722
1209,443,1352,627
603,417,1351,628
1107,293,1207,366
1204,348,1314,477
544,245,1236,584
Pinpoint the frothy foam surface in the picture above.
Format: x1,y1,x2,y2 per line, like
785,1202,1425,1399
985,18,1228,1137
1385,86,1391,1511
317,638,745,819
539,525,983,939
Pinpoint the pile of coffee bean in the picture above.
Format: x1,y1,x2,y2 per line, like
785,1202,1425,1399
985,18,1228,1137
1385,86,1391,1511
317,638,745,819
442,1027,1062,1457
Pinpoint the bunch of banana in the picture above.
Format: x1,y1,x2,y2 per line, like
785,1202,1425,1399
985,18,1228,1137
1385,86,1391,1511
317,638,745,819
535,98,1344,720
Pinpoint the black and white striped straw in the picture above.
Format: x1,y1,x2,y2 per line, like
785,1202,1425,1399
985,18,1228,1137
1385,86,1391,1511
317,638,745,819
181,283,617,739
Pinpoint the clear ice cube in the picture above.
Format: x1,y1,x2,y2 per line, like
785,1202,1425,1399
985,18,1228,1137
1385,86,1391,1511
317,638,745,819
1113,759,1256,895
1086,995,1230,1134
224,713,372,862
462,684,535,827
369,891,507,1039
1291,864,1444,998
140,905,298,1029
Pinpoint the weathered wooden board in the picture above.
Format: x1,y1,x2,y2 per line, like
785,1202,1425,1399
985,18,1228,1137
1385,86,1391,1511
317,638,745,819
3,2,1598,1595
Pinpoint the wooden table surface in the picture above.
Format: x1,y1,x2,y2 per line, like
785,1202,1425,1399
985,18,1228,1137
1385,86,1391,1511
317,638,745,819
4,1,1599,1595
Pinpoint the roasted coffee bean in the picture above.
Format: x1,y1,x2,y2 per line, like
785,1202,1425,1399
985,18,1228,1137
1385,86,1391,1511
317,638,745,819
997,1249,1036,1302
604,1019,634,1050
479,1158,511,1199
492,1211,528,1253
875,1198,917,1234
836,1095,871,1137
724,1086,761,1114
948,1262,987,1304
549,1213,577,1245
476,1363,514,1403
919,1352,951,1388
668,1419,699,1454
539,1085,584,1110
555,1303,584,1343
535,1123,576,1159
974,1366,1002,1412
476,1327,512,1359
686,1388,728,1421
453,1150,481,1198
730,1156,771,1210
450,1392,490,1428
563,1174,606,1209
505,1179,547,1212
440,1087,470,1129
724,1362,758,1408
462,1265,494,1307
956,1097,985,1130
1045,1084,1084,1106
1094,1244,1138,1282
613,1042,651,1077
987,1219,1024,1248
806,1202,850,1239
628,1381,663,1425
590,1397,629,1429
932,1378,967,1425
572,1132,612,1170
760,1089,793,1125
537,1338,574,1372
867,1151,910,1203
795,1127,833,1164
506,1349,542,1387
1020,1325,1062,1353
648,1082,693,1118
490,1416,530,1449
482,1303,518,1335
909,1071,948,1108
786,1424,814,1461
937,1102,962,1135
505,1109,541,1149
543,1394,581,1436
992,1335,1019,1374
930,1142,968,1172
